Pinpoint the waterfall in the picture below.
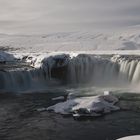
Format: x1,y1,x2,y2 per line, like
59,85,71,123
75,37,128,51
1,54,140,92
0,68,48,92
67,54,140,86
67,55,120,86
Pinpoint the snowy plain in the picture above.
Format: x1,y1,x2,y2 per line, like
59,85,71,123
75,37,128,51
1,26,140,63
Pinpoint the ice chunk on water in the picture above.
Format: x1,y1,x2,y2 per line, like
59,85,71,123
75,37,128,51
47,93,120,117
37,107,47,112
104,91,110,95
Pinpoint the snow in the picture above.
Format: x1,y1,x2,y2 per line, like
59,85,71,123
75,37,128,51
1,28,140,53
117,135,140,140
47,92,120,117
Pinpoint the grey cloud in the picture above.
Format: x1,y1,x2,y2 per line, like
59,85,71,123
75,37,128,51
0,0,140,34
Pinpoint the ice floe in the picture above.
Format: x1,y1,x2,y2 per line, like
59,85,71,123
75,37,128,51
47,92,120,117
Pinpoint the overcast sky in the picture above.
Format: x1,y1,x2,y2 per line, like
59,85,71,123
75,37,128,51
0,0,140,34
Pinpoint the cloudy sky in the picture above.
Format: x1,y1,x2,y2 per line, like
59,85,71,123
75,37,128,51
0,0,140,34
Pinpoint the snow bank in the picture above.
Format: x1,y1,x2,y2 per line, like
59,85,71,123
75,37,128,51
47,92,120,117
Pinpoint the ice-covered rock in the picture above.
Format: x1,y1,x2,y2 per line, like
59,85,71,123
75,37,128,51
67,92,76,100
47,93,120,117
40,54,70,78
41,54,70,69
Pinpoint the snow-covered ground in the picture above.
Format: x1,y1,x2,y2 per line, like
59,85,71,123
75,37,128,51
1,28,140,64
1,26,140,53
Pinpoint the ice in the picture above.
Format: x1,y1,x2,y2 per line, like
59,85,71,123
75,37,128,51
1,28,140,92
52,96,65,101
47,93,120,117
67,93,76,100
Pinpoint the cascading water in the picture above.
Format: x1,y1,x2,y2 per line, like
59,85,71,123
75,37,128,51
1,53,140,92
67,55,120,86
0,68,49,92
67,54,140,87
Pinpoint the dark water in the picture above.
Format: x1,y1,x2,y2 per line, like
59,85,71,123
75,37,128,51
0,91,140,140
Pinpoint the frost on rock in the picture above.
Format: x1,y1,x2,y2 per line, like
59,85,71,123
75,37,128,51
47,92,120,117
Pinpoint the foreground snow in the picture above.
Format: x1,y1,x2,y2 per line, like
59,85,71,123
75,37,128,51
117,135,140,140
47,92,120,117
